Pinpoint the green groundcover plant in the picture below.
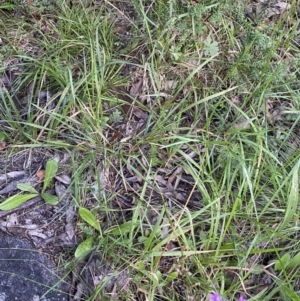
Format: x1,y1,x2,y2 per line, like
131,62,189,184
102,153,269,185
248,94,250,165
0,0,300,300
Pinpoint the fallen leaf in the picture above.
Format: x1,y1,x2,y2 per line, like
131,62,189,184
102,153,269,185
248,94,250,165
65,205,76,240
267,2,290,17
129,79,143,96
120,136,132,143
55,181,67,198
27,229,48,239
0,141,6,151
6,213,19,227
55,174,71,185
133,108,148,120
275,2,290,10
163,80,178,91
65,222,75,241
0,171,26,182
36,170,45,182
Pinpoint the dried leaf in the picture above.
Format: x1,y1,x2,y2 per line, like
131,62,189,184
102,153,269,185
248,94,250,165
129,79,143,96
0,171,26,182
275,2,290,10
267,2,290,17
60,152,71,164
66,205,76,223
27,229,48,239
73,282,84,300
55,174,71,185
36,170,45,182
65,206,76,240
133,108,148,120
0,141,6,151
162,80,178,91
6,213,19,227
18,224,39,230
55,181,67,198
65,223,75,240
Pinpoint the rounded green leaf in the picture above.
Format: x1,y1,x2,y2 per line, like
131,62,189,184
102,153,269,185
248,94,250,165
165,271,178,283
41,193,59,205
43,159,58,191
17,183,38,194
79,207,101,232
75,237,94,258
275,253,291,271
0,194,38,211
287,252,300,270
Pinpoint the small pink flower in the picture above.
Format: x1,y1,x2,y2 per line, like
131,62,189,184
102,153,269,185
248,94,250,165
209,292,247,301
209,292,224,301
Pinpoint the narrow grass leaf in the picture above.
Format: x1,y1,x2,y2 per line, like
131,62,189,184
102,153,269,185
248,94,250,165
280,160,300,230
75,237,94,258
41,193,59,205
79,207,101,232
0,194,38,210
43,159,58,192
17,183,38,194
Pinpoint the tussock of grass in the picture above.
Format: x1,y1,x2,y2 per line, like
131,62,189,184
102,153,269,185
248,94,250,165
0,0,300,300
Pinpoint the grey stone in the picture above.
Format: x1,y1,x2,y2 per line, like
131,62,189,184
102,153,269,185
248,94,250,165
0,235,69,301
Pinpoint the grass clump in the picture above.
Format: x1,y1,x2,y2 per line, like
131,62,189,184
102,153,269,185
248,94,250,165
0,0,300,300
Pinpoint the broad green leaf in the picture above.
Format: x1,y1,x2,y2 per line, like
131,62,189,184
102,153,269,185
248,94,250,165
136,261,145,270
17,183,38,194
79,207,101,232
41,193,59,205
43,159,58,192
105,221,138,235
275,253,290,271
165,271,178,284
0,2,15,9
287,252,300,270
75,237,94,258
204,36,219,56
0,194,38,211
280,160,299,230
0,132,5,141
155,270,162,282
147,271,160,285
